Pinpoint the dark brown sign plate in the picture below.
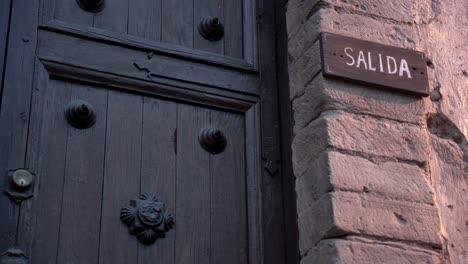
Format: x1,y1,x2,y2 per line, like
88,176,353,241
321,32,429,96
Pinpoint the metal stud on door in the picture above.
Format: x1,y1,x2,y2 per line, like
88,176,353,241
65,100,97,129
76,0,105,12
198,127,227,154
198,17,225,41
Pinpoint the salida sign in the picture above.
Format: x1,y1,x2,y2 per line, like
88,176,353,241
320,33,429,96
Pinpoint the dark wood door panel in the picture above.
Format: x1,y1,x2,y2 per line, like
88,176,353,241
17,79,109,263
0,0,11,103
209,109,248,264
99,89,142,263
175,104,250,264
37,29,260,96
0,0,40,253
18,76,255,263
1,0,289,263
51,0,248,63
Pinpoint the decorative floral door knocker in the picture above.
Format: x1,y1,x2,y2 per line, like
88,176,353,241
120,193,174,245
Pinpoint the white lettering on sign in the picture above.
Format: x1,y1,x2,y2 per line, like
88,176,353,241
344,47,412,79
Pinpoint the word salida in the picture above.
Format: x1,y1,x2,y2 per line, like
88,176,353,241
344,47,412,79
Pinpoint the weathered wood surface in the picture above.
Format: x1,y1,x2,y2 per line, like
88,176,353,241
257,0,287,263
99,90,142,263
1,0,290,263
0,0,11,106
51,0,248,60
210,110,248,264
129,0,161,41
55,0,248,58
56,83,108,264
194,0,223,53
0,0,39,252
321,32,430,96
224,0,244,58
16,78,257,263
37,29,260,95
139,97,177,264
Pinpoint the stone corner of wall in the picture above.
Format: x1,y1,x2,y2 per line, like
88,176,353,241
283,0,468,262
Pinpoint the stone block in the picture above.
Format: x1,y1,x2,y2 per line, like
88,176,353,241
301,239,442,264
287,11,321,63
298,192,442,254
295,152,330,214
288,40,321,99
292,112,429,177
286,0,321,37
296,151,434,215
320,8,420,49
298,193,336,254
292,75,426,131
323,0,436,25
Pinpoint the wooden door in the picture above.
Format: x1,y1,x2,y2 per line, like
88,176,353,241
0,0,288,263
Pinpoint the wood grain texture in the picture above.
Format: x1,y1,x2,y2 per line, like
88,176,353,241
37,29,260,95
275,0,300,262
224,0,243,58
1,1,290,263
0,0,11,247
54,0,93,26
138,97,177,264
175,104,211,264
48,0,255,65
194,0,224,54
245,105,263,264
19,61,48,256
209,110,248,264
93,0,128,33
161,0,194,48
41,60,256,113
41,20,255,71
98,90,142,263
256,0,287,263
56,83,107,264
128,0,161,41
0,0,39,252
27,79,71,262
321,32,430,96
243,0,256,67
0,0,11,108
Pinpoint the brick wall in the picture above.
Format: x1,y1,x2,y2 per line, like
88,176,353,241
285,0,467,263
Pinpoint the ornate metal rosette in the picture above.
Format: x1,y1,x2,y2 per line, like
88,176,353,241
76,0,105,13
120,193,174,245
197,17,224,41
198,127,227,154
65,100,97,129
